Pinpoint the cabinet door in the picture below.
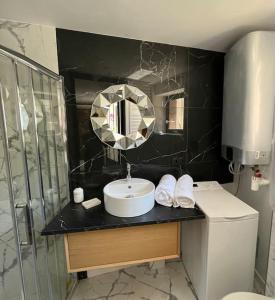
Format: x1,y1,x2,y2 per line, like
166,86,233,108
65,222,180,272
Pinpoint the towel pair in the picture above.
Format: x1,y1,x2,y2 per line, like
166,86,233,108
154,174,195,208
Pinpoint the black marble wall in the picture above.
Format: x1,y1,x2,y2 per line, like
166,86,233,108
56,29,232,199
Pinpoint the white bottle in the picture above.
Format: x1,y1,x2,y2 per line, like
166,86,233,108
73,187,84,203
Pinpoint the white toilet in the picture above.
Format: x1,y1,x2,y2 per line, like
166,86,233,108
222,292,273,300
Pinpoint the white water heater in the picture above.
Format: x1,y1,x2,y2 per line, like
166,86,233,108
222,31,275,165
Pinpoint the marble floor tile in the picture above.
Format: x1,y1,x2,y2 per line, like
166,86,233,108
71,261,196,300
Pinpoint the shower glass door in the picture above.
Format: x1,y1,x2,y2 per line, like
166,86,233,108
0,53,39,300
0,48,74,300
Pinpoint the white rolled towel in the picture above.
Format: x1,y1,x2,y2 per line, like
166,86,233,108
155,174,177,207
174,174,195,208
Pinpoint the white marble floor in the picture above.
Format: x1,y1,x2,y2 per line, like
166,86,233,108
71,261,197,300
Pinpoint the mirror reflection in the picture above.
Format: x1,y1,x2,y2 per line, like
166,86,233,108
90,84,155,150
107,100,141,135
167,97,184,131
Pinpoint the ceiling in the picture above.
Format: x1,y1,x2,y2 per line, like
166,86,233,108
1,0,275,52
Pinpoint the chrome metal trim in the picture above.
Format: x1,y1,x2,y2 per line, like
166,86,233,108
47,77,62,298
0,82,27,300
59,79,72,204
40,73,63,299
13,60,41,300
29,69,54,300
40,75,53,190
39,78,62,295
0,44,60,80
15,203,33,246
48,77,62,212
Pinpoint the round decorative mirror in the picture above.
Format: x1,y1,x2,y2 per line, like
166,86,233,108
90,84,155,150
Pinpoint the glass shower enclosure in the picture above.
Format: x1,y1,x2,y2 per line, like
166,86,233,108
0,45,76,300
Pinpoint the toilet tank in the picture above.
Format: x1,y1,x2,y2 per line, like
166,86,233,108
222,31,275,165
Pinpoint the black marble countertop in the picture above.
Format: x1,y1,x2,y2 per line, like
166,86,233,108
41,202,205,236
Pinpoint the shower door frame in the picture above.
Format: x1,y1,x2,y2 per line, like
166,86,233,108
0,44,71,300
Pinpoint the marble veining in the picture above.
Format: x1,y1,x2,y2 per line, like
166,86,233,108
41,202,204,236
56,29,232,201
72,261,196,300
0,21,30,54
0,23,75,299
0,19,59,73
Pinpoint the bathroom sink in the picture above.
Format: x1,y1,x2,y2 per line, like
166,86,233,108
103,178,155,217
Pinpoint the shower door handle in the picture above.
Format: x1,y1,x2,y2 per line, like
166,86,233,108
15,203,33,246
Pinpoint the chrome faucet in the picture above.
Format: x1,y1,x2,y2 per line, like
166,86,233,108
126,163,131,185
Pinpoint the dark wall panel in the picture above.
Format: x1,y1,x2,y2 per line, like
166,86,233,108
56,29,232,199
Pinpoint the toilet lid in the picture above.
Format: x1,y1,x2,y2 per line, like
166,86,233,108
222,292,273,300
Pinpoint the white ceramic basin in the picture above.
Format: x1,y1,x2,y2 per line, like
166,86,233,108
103,178,155,217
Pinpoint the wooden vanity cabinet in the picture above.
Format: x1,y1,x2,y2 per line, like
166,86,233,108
64,222,180,272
